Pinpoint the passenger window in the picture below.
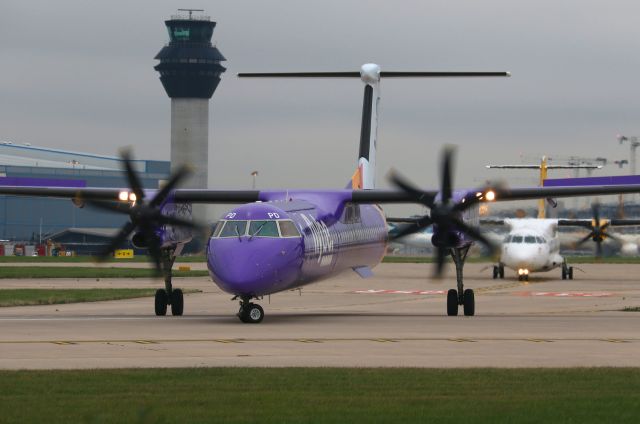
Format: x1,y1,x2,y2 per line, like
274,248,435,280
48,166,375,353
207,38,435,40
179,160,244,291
212,221,225,238
525,236,536,244
249,220,280,237
512,236,523,243
503,235,512,243
539,237,546,244
219,220,247,237
278,220,301,237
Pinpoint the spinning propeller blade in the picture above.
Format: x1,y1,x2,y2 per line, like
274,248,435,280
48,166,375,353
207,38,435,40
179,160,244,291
389,147,496,276
88,151,198,275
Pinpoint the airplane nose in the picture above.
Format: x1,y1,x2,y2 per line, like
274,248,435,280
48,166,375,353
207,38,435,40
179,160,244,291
207,238,302,296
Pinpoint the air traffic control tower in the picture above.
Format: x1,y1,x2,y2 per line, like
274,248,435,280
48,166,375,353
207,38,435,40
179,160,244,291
154,9,226,215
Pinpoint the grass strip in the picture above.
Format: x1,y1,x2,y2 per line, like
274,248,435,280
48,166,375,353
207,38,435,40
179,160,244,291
0,267,208,279
0,255,206,263
0,288,179,307
0,368,638,423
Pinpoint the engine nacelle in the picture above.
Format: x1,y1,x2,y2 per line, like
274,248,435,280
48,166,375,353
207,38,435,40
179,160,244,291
431,230,462,248
131,232,148,249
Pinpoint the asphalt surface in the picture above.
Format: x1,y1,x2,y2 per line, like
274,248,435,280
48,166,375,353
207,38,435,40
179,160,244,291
1,262,639,369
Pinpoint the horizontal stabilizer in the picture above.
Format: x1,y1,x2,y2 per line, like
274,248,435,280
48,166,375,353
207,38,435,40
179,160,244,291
238,71,510,78
486,165,602,169
352,266,374,278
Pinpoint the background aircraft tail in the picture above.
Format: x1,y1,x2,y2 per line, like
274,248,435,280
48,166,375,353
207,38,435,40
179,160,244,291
486,157,602,218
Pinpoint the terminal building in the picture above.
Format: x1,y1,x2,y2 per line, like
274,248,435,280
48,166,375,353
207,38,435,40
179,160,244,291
0,142,170,241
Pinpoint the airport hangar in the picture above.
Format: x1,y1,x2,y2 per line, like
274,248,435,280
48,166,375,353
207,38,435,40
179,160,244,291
0,142,170,247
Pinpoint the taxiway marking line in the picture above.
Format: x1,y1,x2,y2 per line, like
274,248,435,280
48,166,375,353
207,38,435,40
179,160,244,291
5,337,635,345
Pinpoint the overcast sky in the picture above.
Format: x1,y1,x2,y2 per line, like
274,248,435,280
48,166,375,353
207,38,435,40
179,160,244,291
2,0,640,215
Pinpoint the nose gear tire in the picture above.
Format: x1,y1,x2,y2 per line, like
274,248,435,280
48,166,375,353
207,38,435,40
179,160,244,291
155,289,168,316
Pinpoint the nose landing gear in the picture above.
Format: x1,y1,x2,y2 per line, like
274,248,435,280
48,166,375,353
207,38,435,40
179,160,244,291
447,246,475,316
237,296,265,323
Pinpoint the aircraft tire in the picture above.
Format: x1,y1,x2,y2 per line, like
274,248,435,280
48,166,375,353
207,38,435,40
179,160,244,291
499,266,505,279
568,267,574,280
447,289,458,316
561,267,567,280
171,289,184,316
245,303,264,324
492,266,498,279
155,289,168,316
463,289,475,316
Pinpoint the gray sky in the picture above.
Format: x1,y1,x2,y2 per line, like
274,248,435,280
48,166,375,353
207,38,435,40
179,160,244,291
2,0,640,216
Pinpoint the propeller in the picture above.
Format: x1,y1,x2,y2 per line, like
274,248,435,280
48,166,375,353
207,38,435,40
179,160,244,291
576,203,619,258
87,149,198,275
388,147,496,275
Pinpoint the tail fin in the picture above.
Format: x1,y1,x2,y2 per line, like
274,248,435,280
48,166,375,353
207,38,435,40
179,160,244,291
238,65,509,191
357,64,380,189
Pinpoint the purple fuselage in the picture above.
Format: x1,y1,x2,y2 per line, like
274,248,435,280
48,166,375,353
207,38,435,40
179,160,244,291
207,192,387,297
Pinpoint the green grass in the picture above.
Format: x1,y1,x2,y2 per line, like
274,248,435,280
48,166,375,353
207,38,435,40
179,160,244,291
0,267,208,279
0,289,170,307
0,368,638,423
0,255,206,263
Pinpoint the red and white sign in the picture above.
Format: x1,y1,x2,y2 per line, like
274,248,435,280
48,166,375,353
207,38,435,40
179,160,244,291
352,289,446,295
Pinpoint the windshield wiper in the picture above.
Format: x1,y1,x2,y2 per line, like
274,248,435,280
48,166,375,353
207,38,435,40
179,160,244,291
249,222,266,240
234,225,242,241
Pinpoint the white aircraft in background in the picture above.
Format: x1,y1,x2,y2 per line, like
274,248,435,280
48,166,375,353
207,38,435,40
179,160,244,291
483,205,640,281
387,221,434,251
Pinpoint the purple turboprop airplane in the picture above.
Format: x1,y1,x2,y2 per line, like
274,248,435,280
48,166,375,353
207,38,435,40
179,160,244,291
4,64,640,323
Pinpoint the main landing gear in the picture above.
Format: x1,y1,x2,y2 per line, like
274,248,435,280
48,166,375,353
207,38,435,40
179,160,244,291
561,262,574,280
446,245,475,316
154,248,184,316
492,264,505,279
236,296,264,323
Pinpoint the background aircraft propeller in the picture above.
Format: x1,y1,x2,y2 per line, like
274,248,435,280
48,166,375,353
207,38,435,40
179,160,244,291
575,203,619,258
388,147,496,275
87,149,198,275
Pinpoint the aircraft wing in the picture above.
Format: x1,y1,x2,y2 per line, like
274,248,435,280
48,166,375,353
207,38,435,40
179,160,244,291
558,218,640,228
2,184,640,206
0,186,263,204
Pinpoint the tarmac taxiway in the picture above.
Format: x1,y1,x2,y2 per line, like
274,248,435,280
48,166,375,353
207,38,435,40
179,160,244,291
1,262,639,369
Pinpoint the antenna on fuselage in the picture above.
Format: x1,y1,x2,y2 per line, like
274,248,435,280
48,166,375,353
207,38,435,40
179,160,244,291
238,65,509,190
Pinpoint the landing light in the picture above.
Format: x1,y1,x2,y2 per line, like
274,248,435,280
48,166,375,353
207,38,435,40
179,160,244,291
485,190,496,201
118,191,129,202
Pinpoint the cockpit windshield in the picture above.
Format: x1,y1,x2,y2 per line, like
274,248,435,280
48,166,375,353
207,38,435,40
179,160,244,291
214,219,301,238
249,220,280,238
507,234,545,244
219,220,247,238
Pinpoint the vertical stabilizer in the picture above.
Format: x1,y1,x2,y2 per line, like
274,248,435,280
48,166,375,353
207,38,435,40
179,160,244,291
357,64,381,190
538,156,548,218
